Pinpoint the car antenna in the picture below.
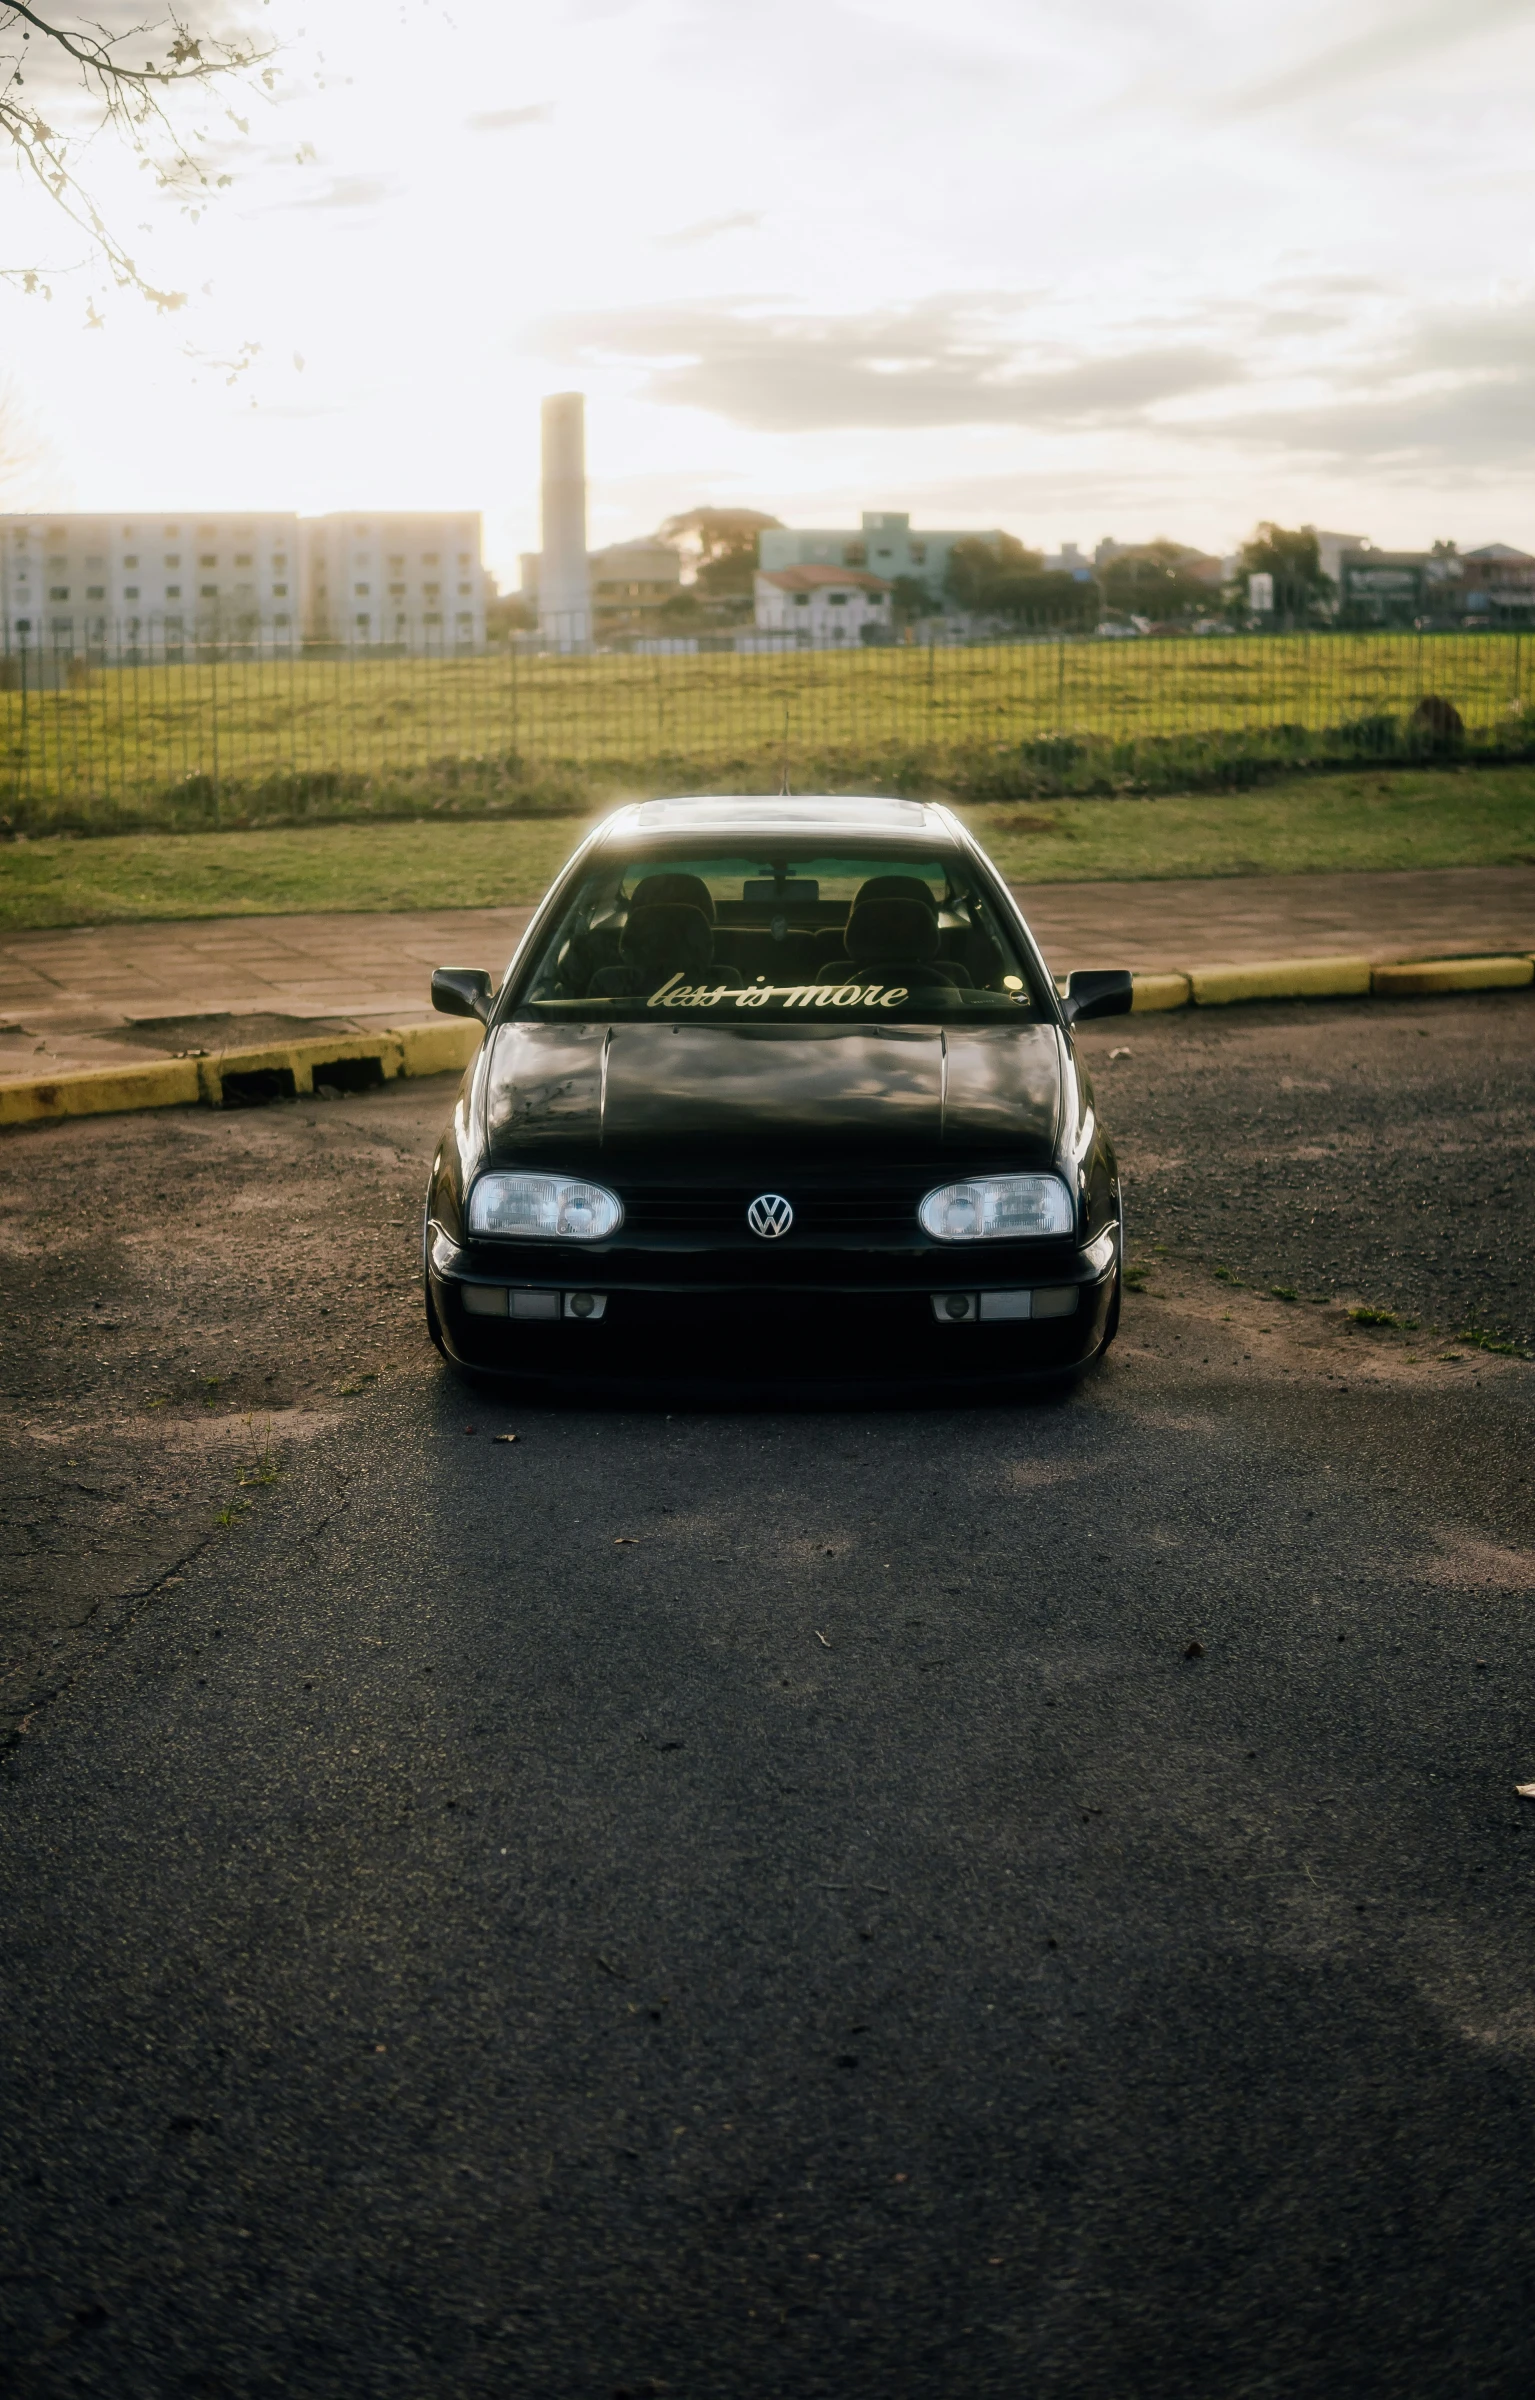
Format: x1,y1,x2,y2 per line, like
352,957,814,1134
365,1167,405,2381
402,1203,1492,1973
779,703,791,796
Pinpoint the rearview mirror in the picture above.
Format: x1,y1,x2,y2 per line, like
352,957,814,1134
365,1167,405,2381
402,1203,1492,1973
431,967,494,1024
1061,969,1133,1025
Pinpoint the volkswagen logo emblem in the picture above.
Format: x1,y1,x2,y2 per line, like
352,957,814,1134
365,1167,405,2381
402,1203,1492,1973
747,1192,794,1240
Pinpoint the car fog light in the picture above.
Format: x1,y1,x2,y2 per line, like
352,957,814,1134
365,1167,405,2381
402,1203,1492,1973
469,1173,623,1240
564,1291,607,1320
932,1293,978,1322
461,1284,508,1316
1032,1287,1078,1319
978,1291,1032,1321
510,1290,560,1321
918,1174,1073,1241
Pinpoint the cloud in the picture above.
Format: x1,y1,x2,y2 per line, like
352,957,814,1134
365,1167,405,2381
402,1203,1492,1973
299,175,399,212
1400,304,1535,377
1220,0,1535,115
656,211,764,250
1269,274,1392,299
1209,381,1532,469
1191,303,1535,467
1257,307,1355,338
465,103,554,133
547,297,1244,431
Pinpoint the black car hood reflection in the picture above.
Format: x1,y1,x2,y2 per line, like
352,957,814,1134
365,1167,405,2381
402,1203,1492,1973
483,1019,1062,1161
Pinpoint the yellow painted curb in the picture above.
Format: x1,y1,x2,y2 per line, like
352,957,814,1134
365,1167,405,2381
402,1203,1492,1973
388,1020,484,1076
1,1016,483,1128
1372,955,1534,997
0,1055,202,1127
1189,955,1374,1006
1130,972,1191,1013
193,1029,414,1105
5,945,1531,1129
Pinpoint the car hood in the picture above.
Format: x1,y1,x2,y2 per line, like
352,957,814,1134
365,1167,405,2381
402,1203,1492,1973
481,1019,1063,1163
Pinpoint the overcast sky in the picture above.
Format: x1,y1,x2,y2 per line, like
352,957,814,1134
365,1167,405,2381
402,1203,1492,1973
7,0,1535,580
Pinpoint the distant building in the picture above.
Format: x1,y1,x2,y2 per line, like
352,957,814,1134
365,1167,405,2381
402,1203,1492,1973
1331,540,1535,626
0,509,486,656
1044,542,1095,581
754,564,892,645
1313,530,1371,596
758,512,1002,602
1336,546,1427,624
589,538,681,632
1333,543,1480,627
302,512,485,651
522,537,681,637
0,510,300,657
1460,543,1535,620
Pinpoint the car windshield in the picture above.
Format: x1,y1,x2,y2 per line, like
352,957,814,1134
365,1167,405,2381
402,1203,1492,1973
511,847,1050,1023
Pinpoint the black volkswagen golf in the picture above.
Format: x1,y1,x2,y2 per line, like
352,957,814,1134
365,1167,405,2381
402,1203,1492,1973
424,795,1132,1392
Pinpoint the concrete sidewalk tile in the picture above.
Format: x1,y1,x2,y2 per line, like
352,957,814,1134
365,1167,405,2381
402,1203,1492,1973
64,976,185,1001
268,981,406,1002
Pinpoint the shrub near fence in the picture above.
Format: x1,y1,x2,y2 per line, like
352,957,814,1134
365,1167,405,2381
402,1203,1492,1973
2,625,1532,834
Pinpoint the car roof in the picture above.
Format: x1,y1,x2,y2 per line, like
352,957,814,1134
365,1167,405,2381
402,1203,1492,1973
593,794,964,846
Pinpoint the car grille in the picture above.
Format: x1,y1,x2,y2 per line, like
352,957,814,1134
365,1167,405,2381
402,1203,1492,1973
618,1183,922,1235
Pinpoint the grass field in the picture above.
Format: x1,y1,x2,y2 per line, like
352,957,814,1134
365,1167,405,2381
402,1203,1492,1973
5,629,1535,833
2,767,1531,933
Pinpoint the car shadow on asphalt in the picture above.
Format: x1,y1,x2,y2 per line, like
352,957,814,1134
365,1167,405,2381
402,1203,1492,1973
432,1358,1103,1417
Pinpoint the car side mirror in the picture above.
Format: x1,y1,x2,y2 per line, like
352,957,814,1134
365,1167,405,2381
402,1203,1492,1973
431,967,494,1024
1061,968,1134,1025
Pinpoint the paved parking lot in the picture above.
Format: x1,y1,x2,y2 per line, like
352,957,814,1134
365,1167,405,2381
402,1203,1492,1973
2,995,1533,2396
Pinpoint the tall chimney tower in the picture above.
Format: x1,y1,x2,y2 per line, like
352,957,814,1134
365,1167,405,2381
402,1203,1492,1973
539,392,590,648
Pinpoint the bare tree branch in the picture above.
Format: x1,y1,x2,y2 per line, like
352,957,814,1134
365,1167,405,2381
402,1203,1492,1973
0,5,278,308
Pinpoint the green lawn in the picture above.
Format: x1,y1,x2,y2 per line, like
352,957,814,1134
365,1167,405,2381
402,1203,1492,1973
971,766,1535,883
6,630,1535,827
1,768,1532,933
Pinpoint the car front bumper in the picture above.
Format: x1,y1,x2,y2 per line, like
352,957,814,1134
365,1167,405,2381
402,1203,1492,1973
426,1227,1119,1384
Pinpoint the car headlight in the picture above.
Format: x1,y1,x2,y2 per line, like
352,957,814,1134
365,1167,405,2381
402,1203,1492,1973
468,1173,623,1240
918,1175,1074,1241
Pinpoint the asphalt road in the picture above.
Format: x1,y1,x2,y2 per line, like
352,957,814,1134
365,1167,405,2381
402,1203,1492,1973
3,996,1534,2398
1099,987,1535,1351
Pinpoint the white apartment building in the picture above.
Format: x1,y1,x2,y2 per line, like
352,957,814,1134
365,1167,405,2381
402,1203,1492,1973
0,509,487,657
0,512,301,657
303,512,485,652
754,564,893,645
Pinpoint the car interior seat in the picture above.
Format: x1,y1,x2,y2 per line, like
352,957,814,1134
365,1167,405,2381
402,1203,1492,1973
554,923,623,996
587,902,742,997
815,875,935,969
821,896,963,991
629,871,716,922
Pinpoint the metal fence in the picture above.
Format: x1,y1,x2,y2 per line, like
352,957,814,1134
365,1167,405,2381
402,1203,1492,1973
3,620,1532,833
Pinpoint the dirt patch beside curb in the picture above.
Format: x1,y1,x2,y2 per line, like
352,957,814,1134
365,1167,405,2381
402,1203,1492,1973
0,1078,452,1742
